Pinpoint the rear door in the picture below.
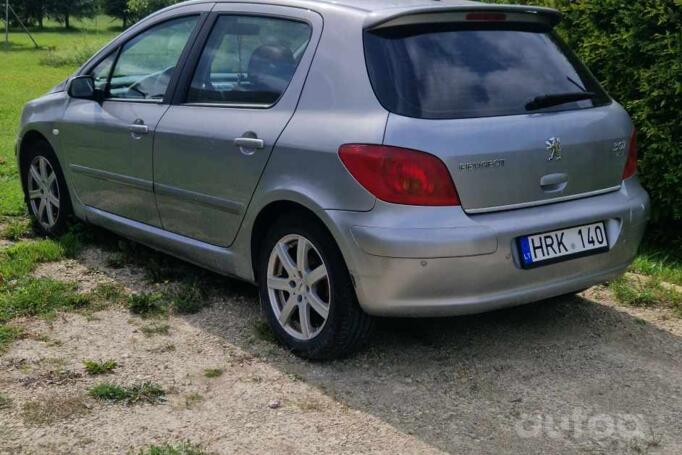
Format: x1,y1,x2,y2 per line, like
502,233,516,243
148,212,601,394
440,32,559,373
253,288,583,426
365,13,632,213
153,4,322,247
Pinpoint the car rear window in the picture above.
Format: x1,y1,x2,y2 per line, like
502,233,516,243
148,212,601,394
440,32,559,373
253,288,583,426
364,23,610,120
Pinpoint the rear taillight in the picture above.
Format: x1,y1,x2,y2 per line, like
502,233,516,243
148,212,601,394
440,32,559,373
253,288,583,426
338,144,460,206
623,129,638,180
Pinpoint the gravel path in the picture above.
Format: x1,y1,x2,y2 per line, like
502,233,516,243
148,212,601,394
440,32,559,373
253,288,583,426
1,247,680,454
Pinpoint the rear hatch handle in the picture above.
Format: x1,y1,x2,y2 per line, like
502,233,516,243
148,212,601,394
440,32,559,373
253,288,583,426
540,173,568,193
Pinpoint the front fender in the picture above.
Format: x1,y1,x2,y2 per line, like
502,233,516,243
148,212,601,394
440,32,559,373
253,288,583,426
17,92,70,163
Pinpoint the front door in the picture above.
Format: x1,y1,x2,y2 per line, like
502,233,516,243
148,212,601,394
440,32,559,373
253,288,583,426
153,5,322,246
59,15,201,226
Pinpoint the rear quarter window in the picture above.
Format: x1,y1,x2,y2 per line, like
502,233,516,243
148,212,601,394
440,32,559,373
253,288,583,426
364,23,610,119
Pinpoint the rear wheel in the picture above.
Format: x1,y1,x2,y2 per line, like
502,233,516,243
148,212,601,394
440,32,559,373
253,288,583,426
257,213,373,360
21,140,72,236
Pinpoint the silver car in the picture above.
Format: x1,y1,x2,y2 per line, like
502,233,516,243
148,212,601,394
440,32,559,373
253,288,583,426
17,0,650,359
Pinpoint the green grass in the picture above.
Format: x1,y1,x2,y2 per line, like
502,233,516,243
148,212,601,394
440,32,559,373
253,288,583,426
89,383,129,401
203,368,224,379
88,282,127,307
137,442,209,455
184,393,204,409
128,292,166,317
39,41,105,67
610,276,682,317
631,247,682,287
21,395,90,425
0,239,66,281
0,392,11,410
0,226,87,282
0,217,31,240
1,17,118,216
0,17,110,355
0,324,23,352
170,281,207,315
127,282,211,317
140,322,171,337
0,278,89,322
83,359,118,375
252,320,277,344
0,226,115,351
89,382,166,405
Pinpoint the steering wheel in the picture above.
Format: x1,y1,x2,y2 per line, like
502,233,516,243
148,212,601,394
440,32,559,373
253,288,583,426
127,66,175,99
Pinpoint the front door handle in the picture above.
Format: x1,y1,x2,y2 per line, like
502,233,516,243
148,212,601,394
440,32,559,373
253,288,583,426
129,118,149,138
234,137,264,150
129,124,149,135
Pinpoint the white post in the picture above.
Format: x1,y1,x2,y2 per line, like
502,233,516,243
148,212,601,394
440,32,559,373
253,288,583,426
4,0,8,47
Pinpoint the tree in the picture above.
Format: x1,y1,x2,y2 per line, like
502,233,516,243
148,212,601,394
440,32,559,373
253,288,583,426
127,0,180,23
47,0,96,29
11,0,48,28
102,0,130,28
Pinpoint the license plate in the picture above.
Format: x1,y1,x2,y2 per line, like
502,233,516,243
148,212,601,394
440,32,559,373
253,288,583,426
517,222,609,269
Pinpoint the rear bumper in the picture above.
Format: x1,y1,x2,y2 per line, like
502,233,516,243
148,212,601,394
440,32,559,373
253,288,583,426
327,178,650,317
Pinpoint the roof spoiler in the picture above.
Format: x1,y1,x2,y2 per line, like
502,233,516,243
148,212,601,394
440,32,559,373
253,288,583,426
365,5,562,31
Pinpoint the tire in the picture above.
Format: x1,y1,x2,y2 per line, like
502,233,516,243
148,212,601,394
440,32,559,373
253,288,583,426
256,213,373,360
20,140,72,236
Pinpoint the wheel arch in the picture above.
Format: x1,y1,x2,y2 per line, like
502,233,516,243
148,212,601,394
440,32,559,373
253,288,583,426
17,130,55,193
249,199,348,284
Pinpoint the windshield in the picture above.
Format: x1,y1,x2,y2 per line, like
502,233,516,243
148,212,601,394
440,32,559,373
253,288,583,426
364,23,610,119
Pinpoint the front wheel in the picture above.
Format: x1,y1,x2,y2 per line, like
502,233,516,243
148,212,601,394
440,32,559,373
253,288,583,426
21,140,72,236
257,214,373,360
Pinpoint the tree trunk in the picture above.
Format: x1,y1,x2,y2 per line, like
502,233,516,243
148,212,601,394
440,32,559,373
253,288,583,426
65,13,70,29
39,16,43,29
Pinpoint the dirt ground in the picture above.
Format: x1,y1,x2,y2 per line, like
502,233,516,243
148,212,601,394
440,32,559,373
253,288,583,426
1,245,681,455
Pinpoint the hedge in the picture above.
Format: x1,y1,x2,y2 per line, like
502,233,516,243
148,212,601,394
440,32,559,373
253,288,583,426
484,0,681,230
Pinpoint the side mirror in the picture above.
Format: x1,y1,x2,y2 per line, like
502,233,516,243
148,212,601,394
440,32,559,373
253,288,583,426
68,75,101,101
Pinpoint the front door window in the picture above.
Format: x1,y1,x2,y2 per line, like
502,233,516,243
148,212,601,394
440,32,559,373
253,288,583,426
109,16,199,100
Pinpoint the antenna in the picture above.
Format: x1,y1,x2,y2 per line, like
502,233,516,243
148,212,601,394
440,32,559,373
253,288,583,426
3,0,39,49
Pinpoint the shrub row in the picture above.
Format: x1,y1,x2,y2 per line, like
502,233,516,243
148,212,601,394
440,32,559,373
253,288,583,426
485,0,681,232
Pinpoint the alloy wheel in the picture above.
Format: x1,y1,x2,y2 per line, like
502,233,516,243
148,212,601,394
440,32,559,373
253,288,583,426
27,156,60,230
266,234,331,340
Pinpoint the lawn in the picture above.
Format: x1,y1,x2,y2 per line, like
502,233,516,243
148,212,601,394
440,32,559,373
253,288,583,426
0,17,120,350
0,16,119,217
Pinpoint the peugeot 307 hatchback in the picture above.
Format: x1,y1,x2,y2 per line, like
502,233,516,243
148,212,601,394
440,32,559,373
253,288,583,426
17,0,650,359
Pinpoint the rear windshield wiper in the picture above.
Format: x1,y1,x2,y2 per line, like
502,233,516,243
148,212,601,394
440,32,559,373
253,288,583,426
525,92,597,111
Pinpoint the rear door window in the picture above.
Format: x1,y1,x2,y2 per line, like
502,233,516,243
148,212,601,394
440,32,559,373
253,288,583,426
364,23,610,119
186,15,312,106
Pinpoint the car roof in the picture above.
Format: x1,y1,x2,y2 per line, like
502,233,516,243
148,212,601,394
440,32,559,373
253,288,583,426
170,0,561,28
177,0,555,14
275,0,487,13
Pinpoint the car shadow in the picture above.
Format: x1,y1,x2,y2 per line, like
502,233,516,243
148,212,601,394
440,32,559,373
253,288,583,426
80,228,682,454
187,284,682,454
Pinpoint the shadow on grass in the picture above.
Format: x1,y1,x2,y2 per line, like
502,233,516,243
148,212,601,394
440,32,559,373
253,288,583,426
0,41,45,53
7,23,123,35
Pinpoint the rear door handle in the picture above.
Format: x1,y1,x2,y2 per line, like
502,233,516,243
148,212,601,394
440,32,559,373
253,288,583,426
234,137,264,150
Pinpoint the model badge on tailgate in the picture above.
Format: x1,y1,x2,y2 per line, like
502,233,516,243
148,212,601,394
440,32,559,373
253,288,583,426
458,159,505,171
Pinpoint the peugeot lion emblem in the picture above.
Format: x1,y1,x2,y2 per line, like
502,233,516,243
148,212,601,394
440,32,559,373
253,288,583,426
546,137,562,161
